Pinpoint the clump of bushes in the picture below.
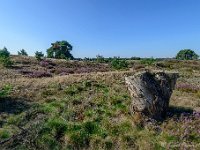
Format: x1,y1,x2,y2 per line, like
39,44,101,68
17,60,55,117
0,47,13,67
140,57,157,66
35,51,44,61
18,49,28,56
111,58,128,70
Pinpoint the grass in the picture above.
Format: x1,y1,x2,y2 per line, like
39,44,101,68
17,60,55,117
0,56,200,149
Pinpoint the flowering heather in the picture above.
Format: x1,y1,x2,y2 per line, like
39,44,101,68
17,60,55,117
18,69,52,78
176,82,200,93
55,67,74,75
27,71,52,78
39,60,56,68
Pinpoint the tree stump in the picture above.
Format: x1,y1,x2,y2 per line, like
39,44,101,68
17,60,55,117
125,71,179,120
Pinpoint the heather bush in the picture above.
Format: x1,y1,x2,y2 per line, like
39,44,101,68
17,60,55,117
55,67,74,75
176,83,200,93
19,69,52,78
28,71,52,78
75,67,93,74
39,60,56,69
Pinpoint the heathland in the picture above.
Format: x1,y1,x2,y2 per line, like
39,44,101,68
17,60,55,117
0,54,200,149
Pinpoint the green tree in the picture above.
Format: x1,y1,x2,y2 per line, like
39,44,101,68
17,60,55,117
47,40,73,59
0,47,13,67
18,49,28,56
0,47,10,58
35,51,44,61
176,49,199,60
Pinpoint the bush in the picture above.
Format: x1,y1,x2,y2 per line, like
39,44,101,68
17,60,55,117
176,49,199,60
111,58,128,70
0,47,13,67
0,57,13,67
140,58,156,66
96,55,105,63
0,129,10,140
35,51,44,61
0,47,10,58
18,49,28,56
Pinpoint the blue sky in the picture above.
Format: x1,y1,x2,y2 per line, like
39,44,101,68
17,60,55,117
0,0,200,58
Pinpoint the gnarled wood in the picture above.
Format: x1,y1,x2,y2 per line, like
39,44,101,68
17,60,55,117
125,71,179,120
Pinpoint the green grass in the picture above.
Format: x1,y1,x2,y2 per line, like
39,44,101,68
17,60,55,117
1,59,200,149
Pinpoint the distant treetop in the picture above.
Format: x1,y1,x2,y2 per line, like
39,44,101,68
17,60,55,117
18,49,28,56
47,40,73,59
0,47,10,58
176,49,199,60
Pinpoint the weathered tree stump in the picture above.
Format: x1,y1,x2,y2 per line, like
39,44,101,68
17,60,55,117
125,71,179,120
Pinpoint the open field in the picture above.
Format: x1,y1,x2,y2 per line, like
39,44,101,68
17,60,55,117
0,56,200,149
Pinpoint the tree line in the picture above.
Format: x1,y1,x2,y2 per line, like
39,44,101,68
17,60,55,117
0,40,199,68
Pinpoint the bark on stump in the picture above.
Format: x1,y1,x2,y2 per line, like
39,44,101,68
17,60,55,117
125,71,179,120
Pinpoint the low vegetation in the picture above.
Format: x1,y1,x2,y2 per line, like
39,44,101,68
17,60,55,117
0,47,13,68
0,47,199,149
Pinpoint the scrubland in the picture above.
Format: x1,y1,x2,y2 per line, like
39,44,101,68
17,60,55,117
0,56,200,149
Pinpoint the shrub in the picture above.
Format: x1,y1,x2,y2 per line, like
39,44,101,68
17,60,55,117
111,58,128,70
35,51,44,61
0,57,13,67
140,57,156,66
0,84,13,98
0,47,13,67
96,55,105,63
0,129,10,140
0,47,10,58
18,49,28,56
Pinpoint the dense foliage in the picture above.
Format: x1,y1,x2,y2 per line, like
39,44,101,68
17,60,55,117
18,49,28,56
0,47,13,67
111,58,128,70
35,51,44,61
176,49,199,60
47,41,73,59
0,47,10,58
